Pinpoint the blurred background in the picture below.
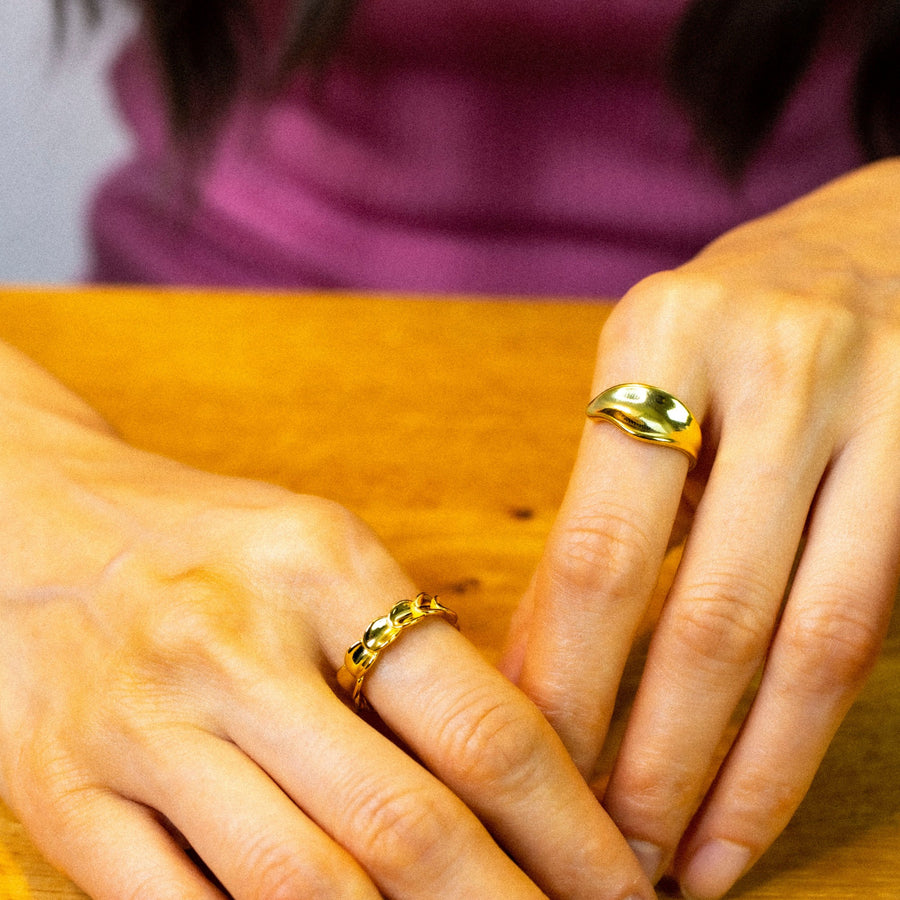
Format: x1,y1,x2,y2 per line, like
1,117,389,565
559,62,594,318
0,1,135,284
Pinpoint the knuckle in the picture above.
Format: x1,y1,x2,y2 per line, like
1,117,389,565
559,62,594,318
722,766,804,833
735,297,859,399
35,780,95,839
12,733,89,826
240,497,399,600
609,749,697,828
607,270,724,345
621,270,722,320
669,580,772,671
240,835,330,900
348,780,456,875
259,496,370,560
291,495,374,550
779,604,886,695
549,505,654,604
435,685,550,794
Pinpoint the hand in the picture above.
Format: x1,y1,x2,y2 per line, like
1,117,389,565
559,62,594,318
502,158,900,898
0,350,654,900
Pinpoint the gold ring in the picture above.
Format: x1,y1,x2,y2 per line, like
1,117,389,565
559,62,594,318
337,593,459,710
586,383,701,469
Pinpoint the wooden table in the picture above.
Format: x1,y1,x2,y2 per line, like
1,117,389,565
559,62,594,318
0,286,896,899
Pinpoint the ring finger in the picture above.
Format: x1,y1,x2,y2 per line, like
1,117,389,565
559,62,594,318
511,380,705,776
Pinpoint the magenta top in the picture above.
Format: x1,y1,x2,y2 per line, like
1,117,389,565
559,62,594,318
89,0,863,298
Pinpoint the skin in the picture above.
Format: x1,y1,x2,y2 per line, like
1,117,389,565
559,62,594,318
0,345,653,898
0,164,896,899
503,158,900,899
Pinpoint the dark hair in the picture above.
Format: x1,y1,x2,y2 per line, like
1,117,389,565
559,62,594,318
668,0,900,176
60,0,900,173
55,0,358,137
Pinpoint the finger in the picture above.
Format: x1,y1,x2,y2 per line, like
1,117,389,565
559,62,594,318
123,724,378,900
676,434,900,900
332,614,656,899
222,662,546,899
515,403,695,774
500,449,705,685
498,571,536,683
20,787,225,900
504,282,711,775
603,423,825,880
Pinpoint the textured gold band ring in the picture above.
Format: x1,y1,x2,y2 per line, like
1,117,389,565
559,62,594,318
587,383,702,469
337,593,459,710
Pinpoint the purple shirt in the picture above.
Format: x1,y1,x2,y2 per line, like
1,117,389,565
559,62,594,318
89,0,863,297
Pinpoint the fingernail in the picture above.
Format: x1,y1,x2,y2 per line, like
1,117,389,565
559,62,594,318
626,839,663,882
681,839,753,900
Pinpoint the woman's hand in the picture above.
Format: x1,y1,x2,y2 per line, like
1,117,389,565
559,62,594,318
0,346,654,899
502,158,900,899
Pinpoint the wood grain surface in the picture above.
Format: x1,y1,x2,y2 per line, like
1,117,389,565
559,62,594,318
0,286,896,899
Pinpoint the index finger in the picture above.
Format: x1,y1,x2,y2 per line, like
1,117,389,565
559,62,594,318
512,368,707,776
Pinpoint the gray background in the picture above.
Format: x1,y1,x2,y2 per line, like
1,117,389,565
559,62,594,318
0,1,134,284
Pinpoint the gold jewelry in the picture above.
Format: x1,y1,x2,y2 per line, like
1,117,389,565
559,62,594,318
337,593,458,710
586,383,701,469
